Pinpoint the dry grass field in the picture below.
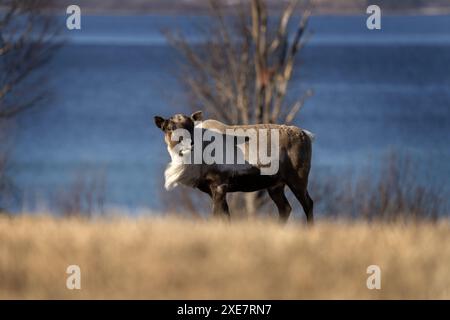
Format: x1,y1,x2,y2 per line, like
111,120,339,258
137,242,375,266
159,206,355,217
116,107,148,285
0,215,450,299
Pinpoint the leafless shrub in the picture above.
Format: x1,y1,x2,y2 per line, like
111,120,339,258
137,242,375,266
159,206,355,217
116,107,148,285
159,184,207,220
54,171,107,217
0,120,19,212
0,0,59,118
0,151,11,211
168,0,312,125
310,151,448,222
0,144,14,212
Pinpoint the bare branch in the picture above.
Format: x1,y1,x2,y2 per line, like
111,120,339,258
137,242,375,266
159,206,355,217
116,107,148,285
284,89,314,124
0,0,60,119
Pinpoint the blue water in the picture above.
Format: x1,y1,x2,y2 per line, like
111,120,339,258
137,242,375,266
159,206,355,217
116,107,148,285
9,15,450,212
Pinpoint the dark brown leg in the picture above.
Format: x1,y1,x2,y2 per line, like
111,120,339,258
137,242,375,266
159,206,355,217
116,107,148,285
287,179,314,225
302,190,314,225
267,185,292,223
211,184,230,219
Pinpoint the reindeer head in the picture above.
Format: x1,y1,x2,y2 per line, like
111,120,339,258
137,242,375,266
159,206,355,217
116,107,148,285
154,111,203,156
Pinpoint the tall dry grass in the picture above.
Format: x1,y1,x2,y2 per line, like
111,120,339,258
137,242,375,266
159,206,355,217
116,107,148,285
0,215,450,299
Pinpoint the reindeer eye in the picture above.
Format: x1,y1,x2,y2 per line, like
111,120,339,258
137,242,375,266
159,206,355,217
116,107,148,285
166,123,174,131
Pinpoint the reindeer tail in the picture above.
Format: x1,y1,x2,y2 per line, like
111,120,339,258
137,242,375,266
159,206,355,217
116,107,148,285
302,129,315,143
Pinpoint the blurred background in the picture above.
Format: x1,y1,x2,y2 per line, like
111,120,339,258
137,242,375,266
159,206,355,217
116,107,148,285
1,0,449,220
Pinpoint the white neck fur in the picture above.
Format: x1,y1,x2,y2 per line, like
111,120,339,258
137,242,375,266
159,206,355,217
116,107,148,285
164,145,201,190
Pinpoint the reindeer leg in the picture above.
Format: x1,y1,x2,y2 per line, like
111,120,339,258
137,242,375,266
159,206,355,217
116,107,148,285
211,184,230,219
301,190,314,225
268,185,292,223
288,180,314,225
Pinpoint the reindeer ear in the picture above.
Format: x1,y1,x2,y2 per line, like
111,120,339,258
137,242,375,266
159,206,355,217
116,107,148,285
190,111,203,122
154,116,166,130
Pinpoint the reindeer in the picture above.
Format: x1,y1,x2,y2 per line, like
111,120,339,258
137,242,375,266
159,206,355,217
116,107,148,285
154,111,314,224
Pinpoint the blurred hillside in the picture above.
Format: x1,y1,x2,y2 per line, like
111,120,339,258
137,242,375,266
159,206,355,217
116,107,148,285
47,0,450,15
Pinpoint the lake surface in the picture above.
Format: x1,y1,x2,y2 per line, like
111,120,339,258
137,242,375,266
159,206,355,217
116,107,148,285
10,14,450,212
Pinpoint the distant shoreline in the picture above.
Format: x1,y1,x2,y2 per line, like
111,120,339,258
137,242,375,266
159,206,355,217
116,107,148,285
64,8,450,17
28,1,450,16
4,0,450,16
